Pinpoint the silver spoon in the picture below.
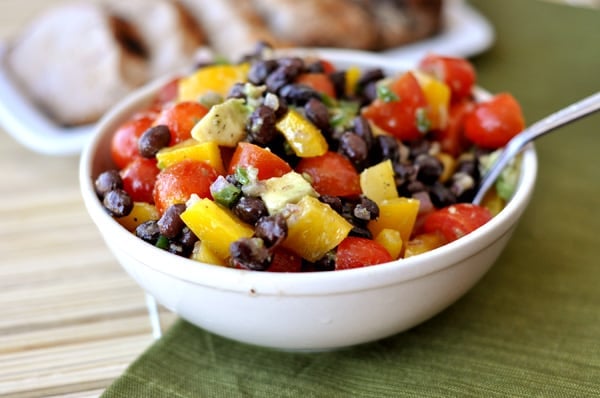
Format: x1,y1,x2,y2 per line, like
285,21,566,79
472,91,600,205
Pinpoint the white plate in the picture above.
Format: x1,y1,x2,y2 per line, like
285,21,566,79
0,42,94,156
0,0,493,156
384,0,494,62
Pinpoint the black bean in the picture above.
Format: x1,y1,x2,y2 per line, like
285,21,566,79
103,189,133,217
279,83,319,106
278,57,305,73
265,58,304,93
353,196,379,221
357,68,384,91
319,195,343,213
393,162,418,186
349,225,373,239
230,237,271,271
227,82,247,99
361,81,378,103
456,158,480,181
138,125,171,158
247,105,278,145
450,172,476,202
304,98,331,131
305,60,325,73
329,70,346,98
372,135,400,164
429,182,457,208
248,59,278,85
167,241,187,256
352,116,374,151
254,214,288,248
415,154,444,185
408,139,432,160
136,220,161,244
232,196,268,226
178,226,199,248
339,132,368,168
313,251,336,271
95,170,122,198
274,97,289,120
157,203,186,239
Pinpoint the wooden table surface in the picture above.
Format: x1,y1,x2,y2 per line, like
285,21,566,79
0,2,175,397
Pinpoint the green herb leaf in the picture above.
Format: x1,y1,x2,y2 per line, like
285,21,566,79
415,108,431,134
376,85,399,103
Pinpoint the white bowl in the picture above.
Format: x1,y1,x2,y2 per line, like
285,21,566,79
80,49,537,351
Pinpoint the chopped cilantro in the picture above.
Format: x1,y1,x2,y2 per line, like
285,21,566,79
415,108,431,133
376,85,399,103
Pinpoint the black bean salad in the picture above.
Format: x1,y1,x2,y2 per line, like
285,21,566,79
95,43,526,272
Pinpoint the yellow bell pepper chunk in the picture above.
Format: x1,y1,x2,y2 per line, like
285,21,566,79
276,109,328,157
481,189,506,216
191,241,226,266
414,71,450,130
181,198,253,261
360,159,398,204
368,197,420,247
374,228,403,260
436,152,456,183
345,66,361,97
116,202,160,232
178,63,250,102
156,139,225,175
404,232,446,258
282,196,352,262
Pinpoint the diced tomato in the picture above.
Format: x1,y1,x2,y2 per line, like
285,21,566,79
335,236,393,270
153,101,209,145
318,59,336,74
120,157,160,203
268,247,303,273
295,151,361,197
154,77,180,105
228,142,292,180
296,73,337,98
422,203,493,243
464,93,525,149
419,54,476,102
362,71,429,141
110,115,155,169
153,160,219,214
432,99,475,156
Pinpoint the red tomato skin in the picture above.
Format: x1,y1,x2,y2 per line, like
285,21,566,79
362,72,428,141
419,54,476,102
154,77,180,106
110,115,154,169
296,73,337,98
317,59,336,74
120,157,160,203
335,237,393,270
153,160,219,214
154,101,209,145
228,142,292,180
295,151,361,197
268,247,303,273
422,203,493,243
432,99,475,156
464,93,525,149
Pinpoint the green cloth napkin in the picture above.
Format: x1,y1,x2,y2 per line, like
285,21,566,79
103,1,600,396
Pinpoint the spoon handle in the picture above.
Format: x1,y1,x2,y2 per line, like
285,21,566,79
472,91,600,205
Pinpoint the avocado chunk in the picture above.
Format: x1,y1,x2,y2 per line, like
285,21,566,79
260,171,318,215
191,98,249,146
